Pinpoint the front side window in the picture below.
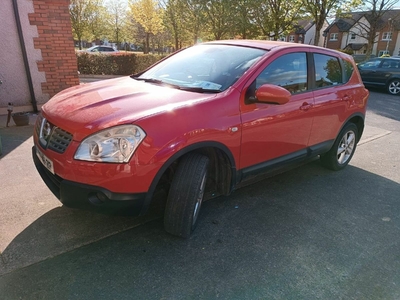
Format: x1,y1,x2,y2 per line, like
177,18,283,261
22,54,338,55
289,35,295,42
330,33,338,41
256,52,308,94
314,53,343,88
350,33,356,40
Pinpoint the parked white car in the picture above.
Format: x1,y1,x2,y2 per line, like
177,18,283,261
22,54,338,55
80,45,118,54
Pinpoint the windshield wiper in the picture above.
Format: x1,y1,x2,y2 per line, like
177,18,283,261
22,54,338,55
132,77,166,85
177,86,221,93
132,76,221,93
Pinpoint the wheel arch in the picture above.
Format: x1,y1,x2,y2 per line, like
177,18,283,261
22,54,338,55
140,141,237,215
386,76,400,85
386,77,400,95
345,113,365,142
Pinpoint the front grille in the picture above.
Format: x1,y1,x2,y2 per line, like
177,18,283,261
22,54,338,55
36,114,73,154
48,127,73,153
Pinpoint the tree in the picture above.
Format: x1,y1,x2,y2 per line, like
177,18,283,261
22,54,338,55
202,0,235,40
299,0,337,46
161,0,186,50
232,0,259,39
184,0,206,44
129,0,164,53
106,0,129,49
70,0,102,49
253,0,302,40
87,1,110,42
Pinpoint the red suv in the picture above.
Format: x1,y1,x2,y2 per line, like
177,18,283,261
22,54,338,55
33,40,369,238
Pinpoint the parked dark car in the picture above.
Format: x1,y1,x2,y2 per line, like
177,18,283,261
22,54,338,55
357,57,400,95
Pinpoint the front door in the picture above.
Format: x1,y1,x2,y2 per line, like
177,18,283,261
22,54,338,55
239,51,314,173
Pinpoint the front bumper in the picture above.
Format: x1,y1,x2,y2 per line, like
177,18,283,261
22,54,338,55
32,146,146,216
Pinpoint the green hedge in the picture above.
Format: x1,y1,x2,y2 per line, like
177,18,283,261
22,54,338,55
76,52,165,75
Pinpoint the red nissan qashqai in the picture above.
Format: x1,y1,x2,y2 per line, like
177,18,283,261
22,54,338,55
33,40,369,238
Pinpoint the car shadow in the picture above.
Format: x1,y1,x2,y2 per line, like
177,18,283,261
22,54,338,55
0,116,36,158
0,193,165,276
1,161,399,298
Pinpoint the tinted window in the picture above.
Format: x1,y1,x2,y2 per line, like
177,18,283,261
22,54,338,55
358,59,381,69
314,54,342,88
342,59,354,83
381,59,400,69
256,52,308,94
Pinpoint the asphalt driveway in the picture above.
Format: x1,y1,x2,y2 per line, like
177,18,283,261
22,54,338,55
0,89,399,299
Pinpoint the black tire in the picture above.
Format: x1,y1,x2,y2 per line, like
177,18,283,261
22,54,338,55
164,153,209,238
320,123,358,171
387,79,400,95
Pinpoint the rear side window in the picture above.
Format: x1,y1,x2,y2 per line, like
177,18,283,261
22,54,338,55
256,52,308,94
314,54,343,88
342,59,354,83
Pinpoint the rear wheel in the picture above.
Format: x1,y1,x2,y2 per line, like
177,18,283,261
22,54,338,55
387,79,400,95
320,123,358,171
164,153,209,238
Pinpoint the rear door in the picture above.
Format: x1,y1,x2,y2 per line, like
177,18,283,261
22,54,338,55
309,53,351,148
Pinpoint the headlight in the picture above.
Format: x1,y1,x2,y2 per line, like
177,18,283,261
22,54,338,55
74,125,146,163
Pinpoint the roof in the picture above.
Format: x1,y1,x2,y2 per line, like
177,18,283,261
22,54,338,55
345,43,367,50
325,9,400,33
203,40,350,59
293,19,315,34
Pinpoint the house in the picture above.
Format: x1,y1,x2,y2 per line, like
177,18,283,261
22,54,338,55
269,19,328,47
281,19,328,47
324,10,400,57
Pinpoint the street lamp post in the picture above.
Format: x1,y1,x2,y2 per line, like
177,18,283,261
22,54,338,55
386,18,392,54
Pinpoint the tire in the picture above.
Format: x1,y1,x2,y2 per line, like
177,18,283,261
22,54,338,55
320,123,358,171
387,79,400,95
164,153,209,238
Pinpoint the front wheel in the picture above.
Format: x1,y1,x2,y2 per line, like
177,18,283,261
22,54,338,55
320,123,358,171
164,153,209,238
387,79,400,95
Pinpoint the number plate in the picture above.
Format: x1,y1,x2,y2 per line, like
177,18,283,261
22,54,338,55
36,148,55,174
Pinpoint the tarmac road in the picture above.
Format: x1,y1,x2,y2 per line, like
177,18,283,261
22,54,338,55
0,88,399,299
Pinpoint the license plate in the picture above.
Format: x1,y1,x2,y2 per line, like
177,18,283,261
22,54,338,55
36,148,55,174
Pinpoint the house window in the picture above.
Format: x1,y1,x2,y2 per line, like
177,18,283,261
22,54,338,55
279,36,286,42
378,50,390,57
350,33,356,40
330,33,338,41
289,35,295,42
382,32,392,41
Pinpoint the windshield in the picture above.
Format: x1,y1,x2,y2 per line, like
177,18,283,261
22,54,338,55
137,44,267,92
86,46,98,51
358,59,381,68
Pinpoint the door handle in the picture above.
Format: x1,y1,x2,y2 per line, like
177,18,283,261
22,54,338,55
300,102,312,111
342,95,351,101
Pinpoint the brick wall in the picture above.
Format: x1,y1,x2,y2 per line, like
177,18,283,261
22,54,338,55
29,0,79,98
325,25,342,50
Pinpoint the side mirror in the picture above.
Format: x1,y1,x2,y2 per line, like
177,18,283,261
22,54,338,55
250,84,291,105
